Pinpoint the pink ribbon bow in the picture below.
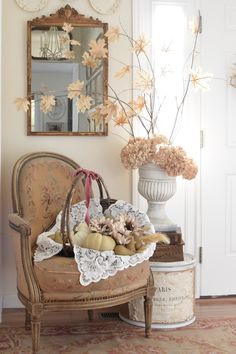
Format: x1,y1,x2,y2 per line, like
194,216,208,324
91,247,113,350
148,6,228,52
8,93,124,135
73,167,101,225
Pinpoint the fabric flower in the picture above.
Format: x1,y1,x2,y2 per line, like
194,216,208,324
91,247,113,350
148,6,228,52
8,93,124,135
111,220,132,245
129,96,145,113
114,111,129,126
189,18,200,35
60,35,70,45
67,80,84,99
70,39,81,46
135,70,153,91
64,50,76,59
89,106,106,126
76,95,92,113
133,34,150,54
62,22,74,33
14,97,30,112
114,65,130,79
100,100,118,122
105,27,120,42
90,216,113,235
82,52,99,69
40,95,56,114
89,39,108,59
190,67,213,92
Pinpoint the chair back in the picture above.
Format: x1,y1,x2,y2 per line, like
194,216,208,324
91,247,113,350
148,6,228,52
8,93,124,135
11,152,85,247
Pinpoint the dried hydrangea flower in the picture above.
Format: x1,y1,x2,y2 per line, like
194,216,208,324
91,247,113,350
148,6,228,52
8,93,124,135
120,138,153,169
155,146,186,176
151,134,169,145
182,158,198,180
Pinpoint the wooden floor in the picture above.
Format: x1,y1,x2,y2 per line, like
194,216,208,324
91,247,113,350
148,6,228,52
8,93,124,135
1,297,236,327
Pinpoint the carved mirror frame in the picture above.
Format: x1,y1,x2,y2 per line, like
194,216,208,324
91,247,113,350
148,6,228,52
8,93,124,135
27,5,108,136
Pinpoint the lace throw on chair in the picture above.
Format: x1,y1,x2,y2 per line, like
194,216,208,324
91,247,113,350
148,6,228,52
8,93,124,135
74,243,155,286
34,199,156,286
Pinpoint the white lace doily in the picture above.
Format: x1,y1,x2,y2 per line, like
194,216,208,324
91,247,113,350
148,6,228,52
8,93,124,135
35,226,63,261
74,243,156,286
55,197,103,229
34,199,156,286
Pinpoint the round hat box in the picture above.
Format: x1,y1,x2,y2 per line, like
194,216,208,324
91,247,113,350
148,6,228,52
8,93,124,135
120,254,196,329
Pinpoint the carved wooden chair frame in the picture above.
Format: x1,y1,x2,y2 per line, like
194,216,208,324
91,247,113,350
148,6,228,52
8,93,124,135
8,152,155,354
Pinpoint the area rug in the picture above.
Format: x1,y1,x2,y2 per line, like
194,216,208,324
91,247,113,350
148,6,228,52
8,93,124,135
0,317,236,354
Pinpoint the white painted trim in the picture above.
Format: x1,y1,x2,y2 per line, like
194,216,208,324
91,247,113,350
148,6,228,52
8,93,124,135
132,0,152,211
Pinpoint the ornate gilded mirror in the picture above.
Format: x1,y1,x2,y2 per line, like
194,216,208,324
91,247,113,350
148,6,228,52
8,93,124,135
27,5,108,135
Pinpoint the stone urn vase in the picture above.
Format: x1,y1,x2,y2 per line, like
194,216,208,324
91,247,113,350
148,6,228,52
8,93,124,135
138,163,177,232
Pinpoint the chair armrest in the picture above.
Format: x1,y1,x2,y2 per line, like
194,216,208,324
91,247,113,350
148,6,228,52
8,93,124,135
8,213,31,237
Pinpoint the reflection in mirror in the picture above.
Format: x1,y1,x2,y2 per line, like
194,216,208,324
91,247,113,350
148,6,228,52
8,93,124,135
27,6,108,136
32,27,71,60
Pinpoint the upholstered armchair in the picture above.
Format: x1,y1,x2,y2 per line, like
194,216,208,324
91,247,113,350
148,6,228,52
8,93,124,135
8,152,155,354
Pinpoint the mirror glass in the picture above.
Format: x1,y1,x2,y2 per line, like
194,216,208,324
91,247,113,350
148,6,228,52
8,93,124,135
27,6,108,136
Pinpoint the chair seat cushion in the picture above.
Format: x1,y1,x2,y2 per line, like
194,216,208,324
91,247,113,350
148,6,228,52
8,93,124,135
34,256,150,300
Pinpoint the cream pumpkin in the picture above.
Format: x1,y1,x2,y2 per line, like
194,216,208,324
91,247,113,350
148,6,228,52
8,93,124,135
72,222,90,246
81,232,116,251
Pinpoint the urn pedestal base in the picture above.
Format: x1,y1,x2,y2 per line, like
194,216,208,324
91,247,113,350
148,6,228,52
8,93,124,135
147,201,178,232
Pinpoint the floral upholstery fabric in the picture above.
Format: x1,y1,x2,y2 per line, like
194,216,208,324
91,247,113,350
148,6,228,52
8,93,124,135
17,157,85,246
34,257,150,300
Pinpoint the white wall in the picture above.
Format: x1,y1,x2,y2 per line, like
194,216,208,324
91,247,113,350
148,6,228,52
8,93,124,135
1,0,132,308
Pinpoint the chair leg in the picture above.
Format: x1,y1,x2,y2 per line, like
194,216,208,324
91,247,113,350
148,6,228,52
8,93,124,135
31,314,41,354
144,295,153,338
25,308,31,330
88,309,94,321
